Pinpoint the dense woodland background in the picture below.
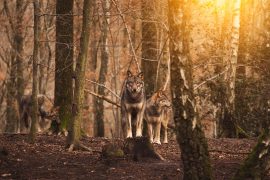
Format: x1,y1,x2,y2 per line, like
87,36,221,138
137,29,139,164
0,0,270,179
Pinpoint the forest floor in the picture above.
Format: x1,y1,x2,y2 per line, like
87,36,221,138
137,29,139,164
0,134,269,180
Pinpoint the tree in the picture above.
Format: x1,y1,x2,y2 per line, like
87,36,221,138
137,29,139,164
29,0,41,142
4,0,27,133
94,0,110,137
15,0,26,132
141,0,158,99
66,0,92,151
233,1,270,178
168,0,212,179
233,129,270,179
54,0,74,133
220,0,241,137
155,0,170,92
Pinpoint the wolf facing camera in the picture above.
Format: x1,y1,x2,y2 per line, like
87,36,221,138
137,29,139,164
145,90,171,144
121,70,146,138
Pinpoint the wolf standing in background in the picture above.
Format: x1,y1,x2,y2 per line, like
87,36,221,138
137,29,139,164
20,94,59,132
145,90,171,144
121,70,146,138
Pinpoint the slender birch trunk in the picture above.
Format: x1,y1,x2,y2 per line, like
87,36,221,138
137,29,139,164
221,0,241,137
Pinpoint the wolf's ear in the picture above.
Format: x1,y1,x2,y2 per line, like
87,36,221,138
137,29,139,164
127,70,132,77
137,72,144,80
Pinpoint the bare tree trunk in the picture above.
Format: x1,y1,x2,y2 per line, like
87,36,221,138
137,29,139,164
94,0,110,137
237,0,249,79
66,0,92,152
5,58,19,133
168,0,212,179
38,0,46,94
30,0,41,142
4,0,25,133
54,0,74,133
221,0,241,138
141,0,158,99
156,0,170,91
213,0,232,138
43,1,54,93
235,0,252,137
113,2,122,138
15,0,26,133
90,0,99,137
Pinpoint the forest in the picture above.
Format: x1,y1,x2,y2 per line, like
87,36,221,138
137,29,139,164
0,0,270,179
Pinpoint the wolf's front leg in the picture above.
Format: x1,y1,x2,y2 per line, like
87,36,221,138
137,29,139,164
147,123,153,143
135,111,144,137
153,122,161,144
127,113,132,138
163,125,168,144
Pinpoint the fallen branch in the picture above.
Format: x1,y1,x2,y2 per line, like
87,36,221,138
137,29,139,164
209,149,250,155
84,89,120,107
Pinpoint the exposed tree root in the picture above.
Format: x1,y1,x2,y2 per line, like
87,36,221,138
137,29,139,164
66,141,92,152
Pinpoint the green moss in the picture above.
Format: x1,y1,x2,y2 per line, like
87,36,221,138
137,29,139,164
102,144,125,158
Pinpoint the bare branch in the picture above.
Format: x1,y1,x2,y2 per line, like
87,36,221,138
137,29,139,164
111,0,140,72
194,69,228,90
85,78,120,99
84,89,120,107
3,0,15,34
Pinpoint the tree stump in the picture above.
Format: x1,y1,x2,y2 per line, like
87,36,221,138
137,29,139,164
123,137,164,161
101,137,164,162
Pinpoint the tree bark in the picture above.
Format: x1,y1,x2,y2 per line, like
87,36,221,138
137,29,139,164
15,0,26,133
235,0,253,137
30,0,41,142
233,129,270,179
168,0,212,179
156,0,170,92
5,58,19,133
54,0,74,133
94,0,110,137
89,0,99,137
66,0,92,151
141,0,158,99
213,0,232,138
4,0,26,133
221,0,241,138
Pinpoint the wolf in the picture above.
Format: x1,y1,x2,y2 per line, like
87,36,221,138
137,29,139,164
20,94,59,132
121,70,146,138
145,90,171,144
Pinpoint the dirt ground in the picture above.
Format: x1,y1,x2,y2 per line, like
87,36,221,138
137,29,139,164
0,134,269,180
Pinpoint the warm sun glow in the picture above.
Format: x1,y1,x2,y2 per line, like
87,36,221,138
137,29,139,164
199,0,240,9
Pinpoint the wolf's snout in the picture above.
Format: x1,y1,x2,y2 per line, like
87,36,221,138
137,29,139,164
132,89,137,93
